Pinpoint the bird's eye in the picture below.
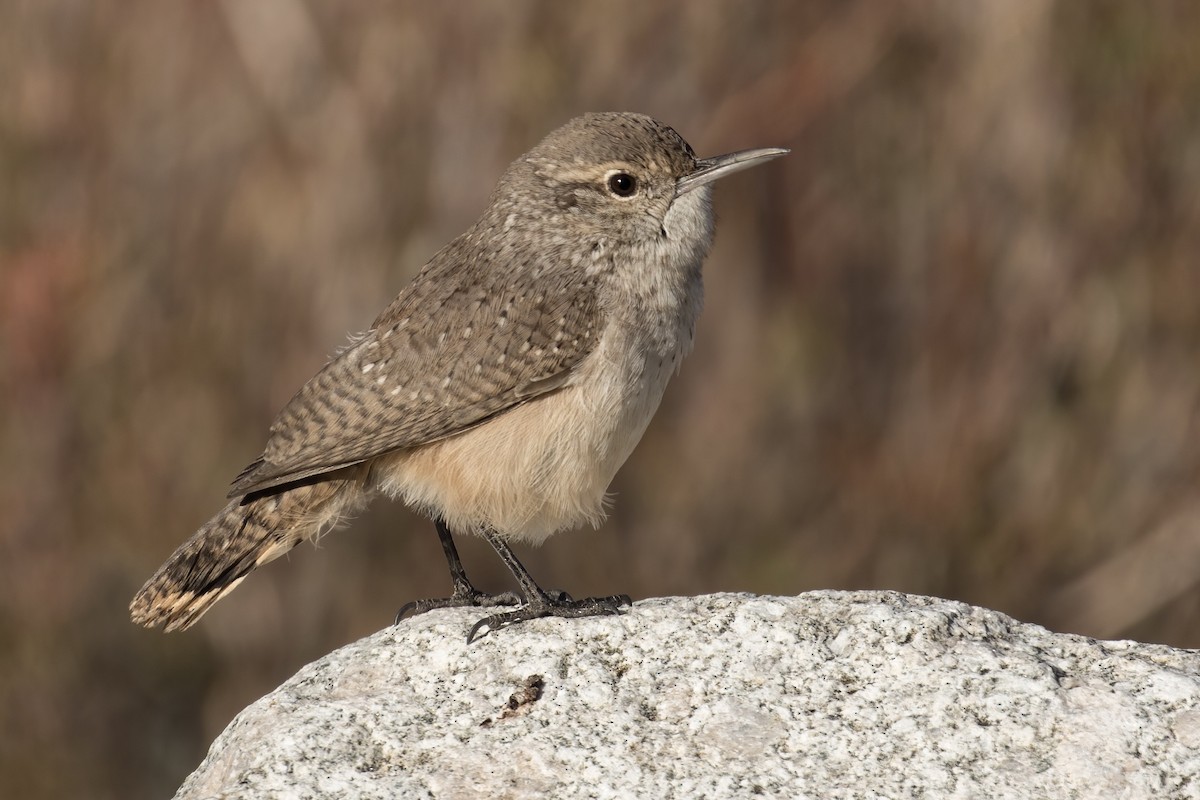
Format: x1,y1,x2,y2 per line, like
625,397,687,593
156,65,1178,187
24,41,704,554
606,172,637,198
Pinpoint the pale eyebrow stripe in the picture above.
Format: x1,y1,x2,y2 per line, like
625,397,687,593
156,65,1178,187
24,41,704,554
533,161,638,184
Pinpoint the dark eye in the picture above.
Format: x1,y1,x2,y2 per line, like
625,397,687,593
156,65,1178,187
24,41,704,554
607,172,637,197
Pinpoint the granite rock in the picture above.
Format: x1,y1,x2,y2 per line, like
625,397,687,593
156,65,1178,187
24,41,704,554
174,592,1200,799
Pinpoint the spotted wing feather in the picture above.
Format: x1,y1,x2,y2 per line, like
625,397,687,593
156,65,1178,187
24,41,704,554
228,246,602,498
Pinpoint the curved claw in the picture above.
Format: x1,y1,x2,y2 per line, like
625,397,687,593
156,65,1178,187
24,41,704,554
394,601,421,624
466,615,497,644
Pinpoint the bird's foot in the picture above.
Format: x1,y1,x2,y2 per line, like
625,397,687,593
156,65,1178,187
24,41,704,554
394,585,523,624
466,592,632,643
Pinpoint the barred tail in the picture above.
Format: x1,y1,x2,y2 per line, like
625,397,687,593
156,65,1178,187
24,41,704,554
130,476,367,632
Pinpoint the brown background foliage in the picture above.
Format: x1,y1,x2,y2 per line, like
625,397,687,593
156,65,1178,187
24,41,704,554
3,2,1200,797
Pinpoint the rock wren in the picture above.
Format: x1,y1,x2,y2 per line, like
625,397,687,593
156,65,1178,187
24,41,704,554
130,112,787,640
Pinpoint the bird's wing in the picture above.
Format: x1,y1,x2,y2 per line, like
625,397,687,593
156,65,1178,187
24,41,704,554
228,256,602,498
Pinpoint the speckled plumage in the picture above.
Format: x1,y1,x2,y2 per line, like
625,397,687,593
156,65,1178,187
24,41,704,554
130,112,785,632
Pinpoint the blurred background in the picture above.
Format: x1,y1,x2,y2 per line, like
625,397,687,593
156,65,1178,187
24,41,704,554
3,1,1200,797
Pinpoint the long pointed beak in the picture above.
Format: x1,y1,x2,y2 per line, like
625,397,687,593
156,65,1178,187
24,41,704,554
675,147,790,198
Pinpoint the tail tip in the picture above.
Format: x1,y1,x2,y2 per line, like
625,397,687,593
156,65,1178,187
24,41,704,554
129,570,252,632
128,584,210,633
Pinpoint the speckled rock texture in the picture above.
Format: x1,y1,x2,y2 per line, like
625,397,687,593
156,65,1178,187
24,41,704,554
175,592,1200,799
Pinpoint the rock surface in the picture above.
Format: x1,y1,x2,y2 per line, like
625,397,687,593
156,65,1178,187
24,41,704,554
175,592,1200,799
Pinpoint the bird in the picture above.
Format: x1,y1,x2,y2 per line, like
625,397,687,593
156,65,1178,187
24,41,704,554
129,111,788,640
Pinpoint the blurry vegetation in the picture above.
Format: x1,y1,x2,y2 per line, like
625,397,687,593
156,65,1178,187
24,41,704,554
2,1,1200,798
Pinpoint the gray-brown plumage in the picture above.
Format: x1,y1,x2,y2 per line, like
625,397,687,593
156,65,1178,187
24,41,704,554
130,112,787,636
228,256,602,497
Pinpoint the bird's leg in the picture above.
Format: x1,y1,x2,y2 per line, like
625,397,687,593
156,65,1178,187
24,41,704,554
393,519,522,623
466,529,631,643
